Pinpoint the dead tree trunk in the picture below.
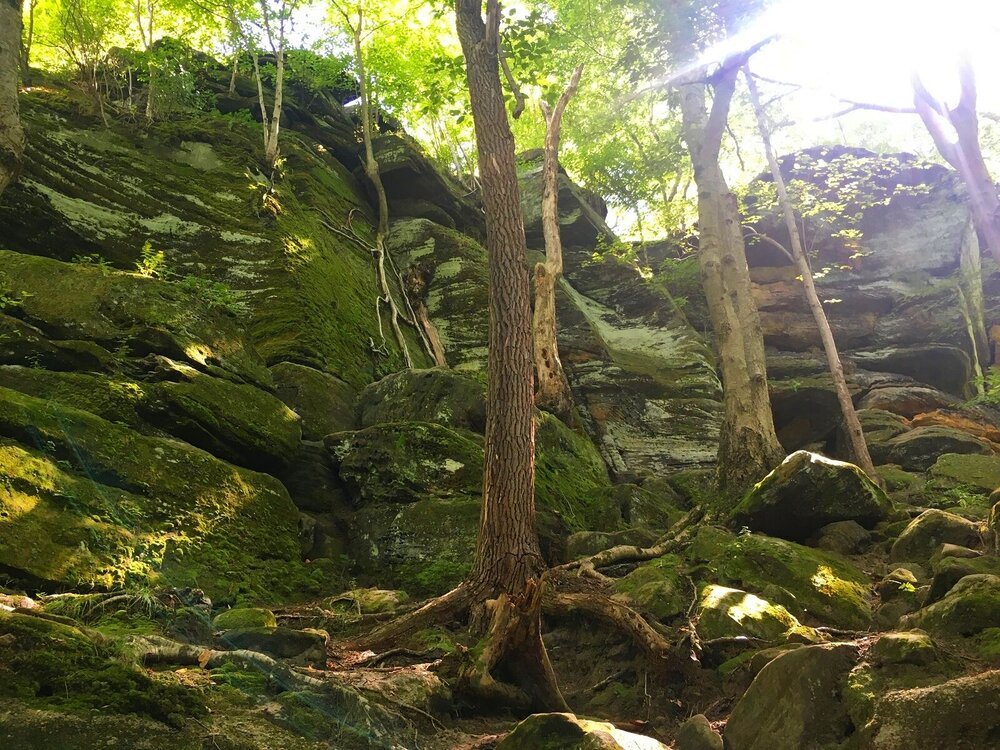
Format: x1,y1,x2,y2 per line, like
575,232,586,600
914,60,1000,268
533,65,582,424
744,66,878,481
679,67,784,498
0,0,25,198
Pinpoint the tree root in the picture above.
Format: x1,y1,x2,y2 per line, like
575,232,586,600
348,584,472,653
554,507,704,576
459,578,568,713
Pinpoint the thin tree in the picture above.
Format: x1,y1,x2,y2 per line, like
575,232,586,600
331,1,414,367
678,58,784,497
533,64,582,424
252,0,293,170
19,0,36,86
0,0,25,197
135,0,158,121
743,64,878,481
912,59,1000,269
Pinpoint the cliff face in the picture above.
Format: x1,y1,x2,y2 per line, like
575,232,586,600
0,82,718,602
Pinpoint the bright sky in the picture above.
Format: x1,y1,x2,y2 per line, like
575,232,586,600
748,0,1000,147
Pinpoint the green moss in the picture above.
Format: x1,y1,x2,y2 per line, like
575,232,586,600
0,385,306,600
209,661,269,695
212,607,277,630
612,554,688,621
971,627,1000,661
686,526,873,629
0,611,204,726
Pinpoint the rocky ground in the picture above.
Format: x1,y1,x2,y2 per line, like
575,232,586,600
1,74,1000,749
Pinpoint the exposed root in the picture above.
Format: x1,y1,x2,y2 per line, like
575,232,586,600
543,588,676,668
459,579,568,713
555,507,704,576
349,584,472,653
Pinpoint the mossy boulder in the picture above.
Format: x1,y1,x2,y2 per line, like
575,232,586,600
612,554,688,621
0,364,301,471
496,712,670,750
357,367,486,433
327,588,409,614
723,643,858,750
929,453,1000,493
812,520,871,555
0,385,309,601
222,627,327,663
270,361,357,441
0,249,270,387
870,630,938,667
901,574,1000,638
685,527,873,629
327,422,484,507
927,554,1000,603
212,607,276,630
696,585,808,643
567,528,657,560
859,669,1000,749
882,427,993,472
889,509,982,564
0,610,204,725
674,714,722,750
730,451,891,541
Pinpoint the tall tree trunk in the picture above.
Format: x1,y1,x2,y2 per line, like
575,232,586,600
533,65,582,424
679,69,784,497
0,0,25,198
914,61,1000,268
744,66,878,481
455,0,565,711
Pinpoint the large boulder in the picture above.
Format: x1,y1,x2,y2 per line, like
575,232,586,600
0,386,315,602
929,453,1000,492
612,554,688,621
270,361,357,440
695,584,806,642
901,574,1000,638
685,527,874,629
730,451,891,541
890,509,982,564
723,643,859,750
881,426,994,471
496,712,670,750
357,368,486,433
860,670,1000,749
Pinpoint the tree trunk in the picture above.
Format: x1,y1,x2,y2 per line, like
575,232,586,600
679,71,784,497
914,62,1000,269
454,0,564,712
533,65,582,424
744,67,878,481
0,0,25,198
456,0,544,597
19,0,34,86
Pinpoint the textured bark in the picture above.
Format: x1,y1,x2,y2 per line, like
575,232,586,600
744,67,877,481
679,70,783,497
914,62,1000,268
0,0,25,198
533,65,582,425
456,0,544,597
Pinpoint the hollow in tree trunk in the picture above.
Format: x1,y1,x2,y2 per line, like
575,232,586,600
679,66,784,498
744,65,878,482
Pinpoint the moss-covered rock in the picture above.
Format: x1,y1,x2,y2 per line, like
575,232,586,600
212,608,277,630
901,574,1000,638
859,669,1000,749
270,361,357,441
496,712,670,750
696,584,808,643
882,426,993,472
0,385,310,600
685,526,873,629
328,422,484,507
723,643,858,750
929,453,1000,492
730,451,891,541
612,554,687,621
0,610,204,725
889,509,982,564
927,554,1000,603
870,630,938,667
357,367,486,433
535,412,613,530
